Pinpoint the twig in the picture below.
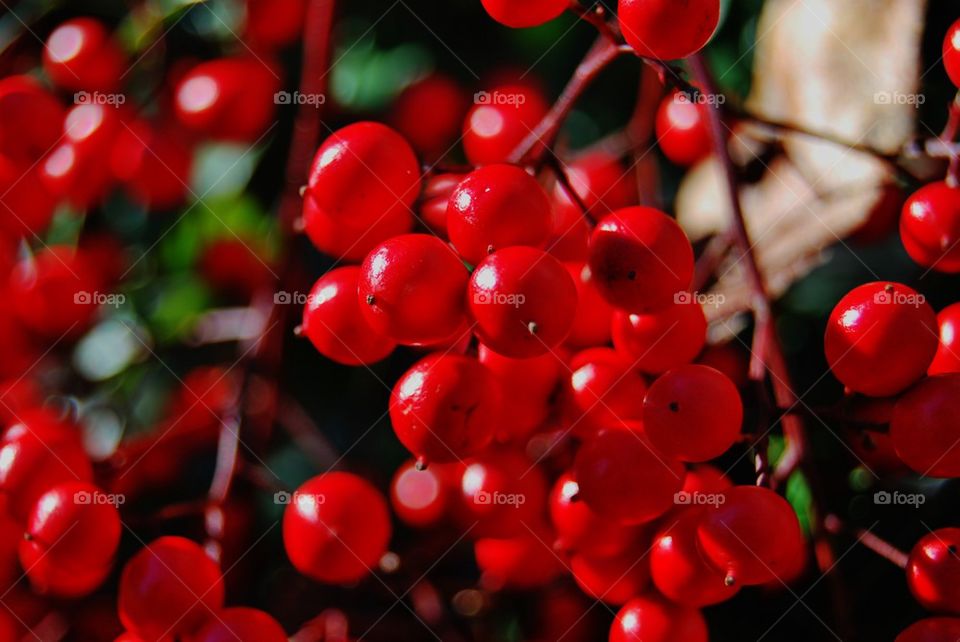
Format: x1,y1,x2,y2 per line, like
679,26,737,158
824,516,909,569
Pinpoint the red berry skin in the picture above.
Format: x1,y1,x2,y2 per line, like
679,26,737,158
824,282,939,397
890,375,960,477
643,365,742,462
589,207,695,313
463,84,548,165
549,472,642,557
359,234,469,345
0,75,65,163
907,528,960,613
479,0,568,28
697,343,749,389
19,482,120,596
0,156,58,239
897,618,960,642
618,0,720,60
389,353,501,463
118,536,225,641
565,262,614,348
944,19,960,88
111,120,193,210
459,449,549,538
574,426,684,524
187,607,286,642
609,595,708,642
930,303,960,375
901,182,960,273
243,0,306,47
391,74,469,160
174,58,280,142
552,152,638,224
475,527,565,590
696,486,804,586
282,472,391,585
561,347,648,438
447,164,553,264
681,464,733,496
571,542,651,605
303,122,419,259
612,299,707,373
468,246,578,358
390,459,462,528
655,91,711,166
301,266,395,366
420,173,464,237
547,191,591,262
43,18,125,92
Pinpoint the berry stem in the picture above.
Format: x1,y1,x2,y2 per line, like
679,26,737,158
824,515,909,569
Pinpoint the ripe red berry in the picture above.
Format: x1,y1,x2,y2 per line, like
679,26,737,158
389,353,500,463
589,207,695,312
618,0,720,60
174,57,280,142
611,299,707,373
890,374,960,477
474,527,564,590
282,472,391,584
643,365,742,462
547,190,591,262
824,282,938,397
303,122,420,260
681,464,733,495
358,234,469,345
390,459,462,528
552,152,638,223
907,528,960,613
561,347,648,438
301,266,396,366
696,485,804,586
574,426,684,524
43,18,125,91
447,164,552,264
565,262,614,348
243,0,307,47
897,618,960,642
697,343,749,389
549,472,641,557
459,449,549,538
111,120,193,209
190,607,286,642
0,156,58,239
655,91,711,166
0,75,65,163
571,542,651,605
391,74,469,160
944,19,960,87
609,595,708,642
468,246,578,358
479,0,568,28
900,182,960,273
930,303,960,375
420,172,464,237
118,536,225,641
463,84,548,165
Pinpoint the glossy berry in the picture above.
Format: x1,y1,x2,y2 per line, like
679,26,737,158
944,19,960,87
571,542,651,605
565,262,614,347
118,536,225,641
174,57,280,142
390,459,462,528
897,618,960,642
447,164,552,264
930,303,960,375
609,595,708,642
389,353,500,463
824,282,938,397
359,234,469,345
468,246,578,357
475,527,565,590
282,472,391,584
552,152,638,223
561,347,648,437
696,485,804,586
547,188,591,262
189,607,286,642
549,472,641,557
612,298,707,373
681,464,733,495
243,0,307,47
391,74,469,160
479,0,568,28
890,374,960,477
463,83,548,165
420,172,464,236
43,18,124,91
0,75,65,163
900,181,960,273
459,449,549,538
111,120,193,209
20,482,120,596
618,0,720,60
574,426,684,524
301,266,396,366
655,91,711,166
589,207,695,313
907,528,960,613
0,156,58,239
303,122,419,260
643,365,742,462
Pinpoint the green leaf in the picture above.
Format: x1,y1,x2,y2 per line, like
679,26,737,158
786,471,815,536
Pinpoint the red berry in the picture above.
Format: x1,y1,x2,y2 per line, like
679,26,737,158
589,207,695,312
618,0,720,60
359,234,469,345
301,266,395,366
243,0,307,47
609,595,708,642
930,303,960,375
561,347,648,438
890,374,960,477
468,246,578,358
552,152,638,223
0,156,58,239
564,262,614,348
479,0,568,28
546,190,591,262
420,172,464,237
118,536,225,641
463,84,548,165
189,607,286,642
900,182,960,273
475,527,564,590
574,426,684,524
282,472,391,584
944,19,960,87
643,364,742,462
655,91,711,166
199,238,275,299
111,120,193,209
447,164,552,264
0,75,65,163
571,542,651,605
391,74,469,160
389,353,500,463
459,449,548,538
390,459,462,528
612,299,707,373
907,528,960,613
549,472,641,557
681,464,733,496
697,343,749,389
696,485,804,586
824,282,938,397
897,618,960,642
43,18,125,91
304,134,419,259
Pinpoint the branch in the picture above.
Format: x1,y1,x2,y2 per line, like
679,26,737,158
825,516,909,569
